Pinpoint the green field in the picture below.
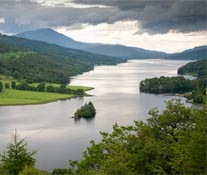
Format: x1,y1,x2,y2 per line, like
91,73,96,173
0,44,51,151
0,75,93,91
0,89,76,105
0,77,94,105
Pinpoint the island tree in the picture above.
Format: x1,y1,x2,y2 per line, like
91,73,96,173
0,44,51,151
74,101,96,119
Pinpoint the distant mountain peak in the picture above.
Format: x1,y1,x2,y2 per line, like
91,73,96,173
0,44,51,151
32,28,67,35
15,28,77,46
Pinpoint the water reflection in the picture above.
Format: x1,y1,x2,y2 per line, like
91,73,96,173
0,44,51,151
74,116,96,124
0,59,191,171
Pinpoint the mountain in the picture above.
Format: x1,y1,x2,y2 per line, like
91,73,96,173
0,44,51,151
15,28,167,59
85,44,167,59
0,33,123,84
166,46,207,60
15,28,92,50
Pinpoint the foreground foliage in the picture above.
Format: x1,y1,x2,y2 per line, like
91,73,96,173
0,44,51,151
19,166,49,175
0,131,37,175
70,99,206,174
0,100,206,174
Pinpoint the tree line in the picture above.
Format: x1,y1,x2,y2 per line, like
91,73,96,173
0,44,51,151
140,76,206,103
0,80,85,96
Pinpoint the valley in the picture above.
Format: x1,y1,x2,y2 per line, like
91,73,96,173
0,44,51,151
0,1,206,174
0,59,191,171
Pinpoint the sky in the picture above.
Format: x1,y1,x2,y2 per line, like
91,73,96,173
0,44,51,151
0,0,206,53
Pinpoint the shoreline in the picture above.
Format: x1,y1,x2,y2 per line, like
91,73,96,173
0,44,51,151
0,88,94,106
0,95,76,106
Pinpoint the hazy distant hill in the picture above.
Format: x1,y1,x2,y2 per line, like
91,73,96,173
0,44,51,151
166,46,207,60
0,33,123,83
85,44,167,59
15,28,167,59
15,28,92,50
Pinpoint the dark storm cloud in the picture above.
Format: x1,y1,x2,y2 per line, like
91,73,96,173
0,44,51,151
73,0,207,34
0,0,206,34
0,0,119,33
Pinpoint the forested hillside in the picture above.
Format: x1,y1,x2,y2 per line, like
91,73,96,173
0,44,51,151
0,34,123,83
178,59,207,78
0,48,84,83
166,46,207,60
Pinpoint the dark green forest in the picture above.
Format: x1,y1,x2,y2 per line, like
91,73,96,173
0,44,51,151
140,76,192,93
0,100,206,175
0,34,124,84
140,76,206,93
139,76,206,103
178,59,207,78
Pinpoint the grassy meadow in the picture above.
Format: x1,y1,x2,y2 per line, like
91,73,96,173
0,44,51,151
0,89,76,105
0,77,93,105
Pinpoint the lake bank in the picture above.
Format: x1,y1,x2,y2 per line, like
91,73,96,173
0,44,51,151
0,85,93,106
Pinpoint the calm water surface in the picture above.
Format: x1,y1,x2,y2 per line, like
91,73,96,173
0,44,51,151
0,59,191,171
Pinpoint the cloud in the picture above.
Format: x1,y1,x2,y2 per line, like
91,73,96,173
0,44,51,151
0,0,206,34
73,0,207,34
0,0,119,33
57,22,207,53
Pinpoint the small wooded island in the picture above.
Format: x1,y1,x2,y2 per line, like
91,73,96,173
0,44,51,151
74,101,96,119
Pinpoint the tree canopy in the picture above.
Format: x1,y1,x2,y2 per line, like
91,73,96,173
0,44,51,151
70,99,207,174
